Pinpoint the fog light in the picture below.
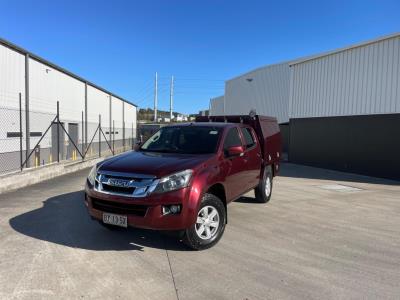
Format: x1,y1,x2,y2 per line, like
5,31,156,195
170,205,180,214
162,205,181,215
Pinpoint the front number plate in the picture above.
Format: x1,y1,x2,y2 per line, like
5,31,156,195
102,213,128,228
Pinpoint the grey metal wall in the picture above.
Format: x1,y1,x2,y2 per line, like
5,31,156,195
289,34,400,118
224,62,290,124
289,114,400,180
209,95,224,115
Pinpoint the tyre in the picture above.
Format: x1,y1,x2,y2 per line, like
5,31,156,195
183,193,226,250
254,165,273,203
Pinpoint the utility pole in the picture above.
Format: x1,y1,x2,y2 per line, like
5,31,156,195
154,72,158,122
169,75,174,120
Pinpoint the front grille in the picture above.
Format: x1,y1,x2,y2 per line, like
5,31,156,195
95,172,158,198
91,198,148,217
101,183,135,195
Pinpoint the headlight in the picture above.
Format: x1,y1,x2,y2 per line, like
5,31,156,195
154,169,193,193
87,165,97,186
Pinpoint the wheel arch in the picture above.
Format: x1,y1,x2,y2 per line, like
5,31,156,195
206,183,228,223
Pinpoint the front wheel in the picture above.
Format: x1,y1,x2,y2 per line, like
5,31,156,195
183,193,226,250
254,165,273,203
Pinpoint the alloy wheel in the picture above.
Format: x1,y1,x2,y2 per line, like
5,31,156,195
195,205,220,240
265,177,271,197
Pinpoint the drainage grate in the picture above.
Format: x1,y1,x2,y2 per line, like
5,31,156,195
317,184,362,192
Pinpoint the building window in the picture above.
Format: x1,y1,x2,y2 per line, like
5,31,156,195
7,132,22,138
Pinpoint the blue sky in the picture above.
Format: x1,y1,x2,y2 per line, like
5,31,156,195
0,0,399,114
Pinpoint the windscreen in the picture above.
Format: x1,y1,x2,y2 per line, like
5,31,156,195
140,126,221,154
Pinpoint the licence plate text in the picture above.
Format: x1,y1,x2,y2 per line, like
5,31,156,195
102,213,128,228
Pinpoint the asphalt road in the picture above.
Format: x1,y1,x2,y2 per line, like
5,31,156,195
0,163,399,299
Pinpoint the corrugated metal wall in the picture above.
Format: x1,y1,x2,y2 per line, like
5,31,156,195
224,62,290,123
125,104,137,139
29,58,86,121
111,96,123,142
86,85,110,147
0,44,25,109
0,44,26,153
209,95,224,115
0,41,137,155
289,35,400,118
87,86,110,124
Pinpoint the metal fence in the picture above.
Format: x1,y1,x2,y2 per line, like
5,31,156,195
0,93,136,175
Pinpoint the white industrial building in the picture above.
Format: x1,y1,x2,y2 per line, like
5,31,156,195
210,33,400,180
224,62,290,124
0,38,137,174
209,95,225,115
209,62,291,151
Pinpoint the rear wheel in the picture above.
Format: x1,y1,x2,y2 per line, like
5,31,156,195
254,165,273,203
183,193,226,250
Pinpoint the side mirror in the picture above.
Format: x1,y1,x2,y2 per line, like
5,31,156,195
227,145,244,157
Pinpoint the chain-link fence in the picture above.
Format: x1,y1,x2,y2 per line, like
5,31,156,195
0,99,26,174
0,94,136,176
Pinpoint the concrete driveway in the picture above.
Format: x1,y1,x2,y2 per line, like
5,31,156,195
0,163,399,299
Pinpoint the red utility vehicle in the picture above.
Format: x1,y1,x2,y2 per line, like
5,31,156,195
85,115,281,250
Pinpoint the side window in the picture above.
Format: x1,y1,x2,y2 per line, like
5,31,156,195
241,127,256,148
223,128,242,151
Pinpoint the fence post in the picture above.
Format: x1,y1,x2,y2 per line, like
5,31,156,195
57,101,60,163
84,82,88,152
25,54,30,168
81,111,84,159
19,93,23,171
123,121,125,151
99,114,101,157
109,95,112,143
122,102,125,151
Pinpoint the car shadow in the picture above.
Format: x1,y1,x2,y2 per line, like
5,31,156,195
278,162,400,185
234,196,263,204
9,190,189,252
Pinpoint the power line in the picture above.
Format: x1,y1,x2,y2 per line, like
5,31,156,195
169,77,225,81
133,80,154,99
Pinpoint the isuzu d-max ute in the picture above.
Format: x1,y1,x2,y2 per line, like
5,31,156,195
85,115,282,250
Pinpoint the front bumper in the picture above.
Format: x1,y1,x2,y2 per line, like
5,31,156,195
85,182,200,230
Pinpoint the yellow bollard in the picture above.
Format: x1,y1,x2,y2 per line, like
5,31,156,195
49,154,52,163
35,157,39,167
